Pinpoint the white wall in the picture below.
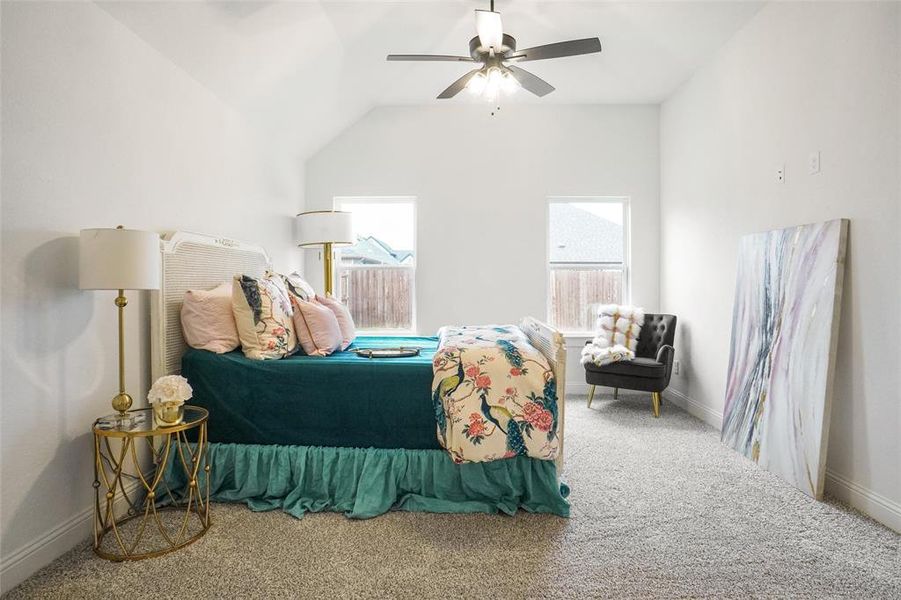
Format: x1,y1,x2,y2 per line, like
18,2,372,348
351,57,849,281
0,1,301,590
660,1,900,530
305,104,660,383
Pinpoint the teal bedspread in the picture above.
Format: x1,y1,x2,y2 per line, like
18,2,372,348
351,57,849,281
182,336,441,449
166,443,570,518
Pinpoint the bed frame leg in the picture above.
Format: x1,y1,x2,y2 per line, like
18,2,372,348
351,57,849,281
587,385,595,408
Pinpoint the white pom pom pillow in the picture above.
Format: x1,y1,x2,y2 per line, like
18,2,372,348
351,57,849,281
580,304,645,367
596,304,644,350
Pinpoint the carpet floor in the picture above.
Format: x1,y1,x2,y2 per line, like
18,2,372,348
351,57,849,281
5,393,900,599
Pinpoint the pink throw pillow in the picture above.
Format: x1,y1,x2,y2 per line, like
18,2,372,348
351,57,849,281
292,297,343,356
316,295,356,350
181,283,240,353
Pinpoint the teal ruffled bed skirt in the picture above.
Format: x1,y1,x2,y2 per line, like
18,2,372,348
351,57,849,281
165,443,569,519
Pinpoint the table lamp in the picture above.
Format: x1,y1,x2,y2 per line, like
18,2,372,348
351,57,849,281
79,226,161,424
294,210,354,296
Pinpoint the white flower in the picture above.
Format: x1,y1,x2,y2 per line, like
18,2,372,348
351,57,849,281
148,375,193,406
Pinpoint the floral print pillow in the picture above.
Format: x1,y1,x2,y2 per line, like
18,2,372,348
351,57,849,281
231,273,298,360
277,271,316,302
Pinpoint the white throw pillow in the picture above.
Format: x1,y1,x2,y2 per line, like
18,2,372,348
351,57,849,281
580,305,645,367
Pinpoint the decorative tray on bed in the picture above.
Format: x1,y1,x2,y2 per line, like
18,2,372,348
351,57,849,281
351,347,421,359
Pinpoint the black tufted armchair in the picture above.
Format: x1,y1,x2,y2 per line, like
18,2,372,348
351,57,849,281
584,314,677,417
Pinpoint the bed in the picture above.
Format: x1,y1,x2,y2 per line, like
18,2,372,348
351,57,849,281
152,231,569,518
181,336,441,449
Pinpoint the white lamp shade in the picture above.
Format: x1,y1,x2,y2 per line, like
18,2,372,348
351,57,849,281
79,228,161,290
294,211,354,247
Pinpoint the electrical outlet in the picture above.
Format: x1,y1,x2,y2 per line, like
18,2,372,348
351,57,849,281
674,360,681,375
776,165,785,183
808,151,821,175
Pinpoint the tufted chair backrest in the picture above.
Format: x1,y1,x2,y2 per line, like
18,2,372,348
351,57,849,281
635,314,677,359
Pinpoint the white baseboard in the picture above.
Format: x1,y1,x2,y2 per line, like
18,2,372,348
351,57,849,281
664,387,723,429
825,470,901,533
663,387,900,533
566,381,591,395
0,504,93,594
0,481,143,594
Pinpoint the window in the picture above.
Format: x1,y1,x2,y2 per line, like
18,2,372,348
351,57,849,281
547,197,629,333
334,197,416,331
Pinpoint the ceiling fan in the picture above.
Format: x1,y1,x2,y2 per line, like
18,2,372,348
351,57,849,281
386,1,602,101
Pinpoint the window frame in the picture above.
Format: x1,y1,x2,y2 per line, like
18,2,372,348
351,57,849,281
333,195,417,334
546,196,631,335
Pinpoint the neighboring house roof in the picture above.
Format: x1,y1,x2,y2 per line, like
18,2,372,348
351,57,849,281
341,235,413,265
344,207,620,265
549,204,623,263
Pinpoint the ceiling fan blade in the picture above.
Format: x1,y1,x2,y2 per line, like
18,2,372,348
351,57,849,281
475,9,503,50
507,65,555,97
505,38,602,62
387,54,475,62
437,68,482,99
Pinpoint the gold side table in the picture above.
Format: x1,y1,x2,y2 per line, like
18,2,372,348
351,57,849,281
92,405,211,561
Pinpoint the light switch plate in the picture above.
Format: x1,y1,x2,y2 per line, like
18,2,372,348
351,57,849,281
808,151,821,174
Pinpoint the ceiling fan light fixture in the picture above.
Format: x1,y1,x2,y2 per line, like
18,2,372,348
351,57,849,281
475,9,503,51
501,69,519,94
483,66,506,102
467,71,488,95
386,1,602,102
466,66,520,102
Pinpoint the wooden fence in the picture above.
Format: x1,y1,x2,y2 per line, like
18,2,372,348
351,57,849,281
338,267,414,330
338,266,621,333
549,268,623,332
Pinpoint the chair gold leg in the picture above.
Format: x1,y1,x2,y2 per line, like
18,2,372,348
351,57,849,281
587,385,596,408
651,392,661,418
613,388,618,400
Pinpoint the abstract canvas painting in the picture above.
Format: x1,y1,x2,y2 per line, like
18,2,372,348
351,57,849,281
721,219,848,499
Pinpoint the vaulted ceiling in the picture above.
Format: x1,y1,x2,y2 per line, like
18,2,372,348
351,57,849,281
98,1,763,159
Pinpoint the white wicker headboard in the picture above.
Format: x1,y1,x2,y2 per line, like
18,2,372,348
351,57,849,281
150,231,270,381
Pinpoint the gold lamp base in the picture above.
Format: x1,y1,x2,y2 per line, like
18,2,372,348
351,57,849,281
103,391,138,431
107,286,137,429
323,241,334,297
112,392,133,414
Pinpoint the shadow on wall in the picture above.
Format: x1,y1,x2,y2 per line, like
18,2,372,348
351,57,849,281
827,234,868,482
673,321,691,386
2,235,97,558
20,235,96,398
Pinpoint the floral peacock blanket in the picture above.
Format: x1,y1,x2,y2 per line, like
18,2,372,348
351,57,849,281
431,325,559,464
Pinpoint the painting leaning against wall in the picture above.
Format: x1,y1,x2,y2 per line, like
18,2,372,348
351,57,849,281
721,218,849,499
